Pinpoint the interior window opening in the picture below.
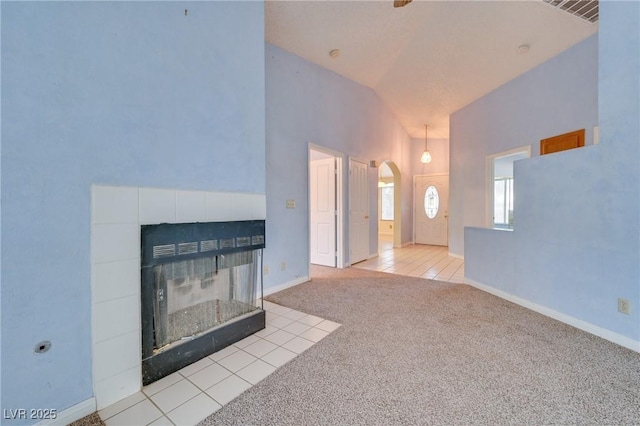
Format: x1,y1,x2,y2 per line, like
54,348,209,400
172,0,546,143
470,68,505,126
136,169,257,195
493,177,514,229
489,148,529,230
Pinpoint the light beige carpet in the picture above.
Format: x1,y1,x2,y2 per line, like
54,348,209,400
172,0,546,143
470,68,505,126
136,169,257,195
69,412,104,426
200,265,640,425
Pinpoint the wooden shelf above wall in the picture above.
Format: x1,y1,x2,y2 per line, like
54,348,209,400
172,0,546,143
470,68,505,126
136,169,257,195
540,129,585,155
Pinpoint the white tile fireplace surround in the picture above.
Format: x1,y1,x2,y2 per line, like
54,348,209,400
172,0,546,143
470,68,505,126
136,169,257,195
91,185,266,410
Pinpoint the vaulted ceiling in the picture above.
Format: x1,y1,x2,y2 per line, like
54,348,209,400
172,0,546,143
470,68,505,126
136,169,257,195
265,1,598,138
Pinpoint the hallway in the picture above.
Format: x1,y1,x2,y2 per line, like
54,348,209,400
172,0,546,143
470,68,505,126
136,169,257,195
352,235,464,283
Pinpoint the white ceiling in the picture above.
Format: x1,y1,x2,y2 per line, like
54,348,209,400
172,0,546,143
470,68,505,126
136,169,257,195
265,0,598,138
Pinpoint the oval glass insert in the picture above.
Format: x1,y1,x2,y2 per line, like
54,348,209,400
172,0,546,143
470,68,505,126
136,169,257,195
424,185,439,219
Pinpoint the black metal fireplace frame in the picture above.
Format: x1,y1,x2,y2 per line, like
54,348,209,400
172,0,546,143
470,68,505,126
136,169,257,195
140,220,266,386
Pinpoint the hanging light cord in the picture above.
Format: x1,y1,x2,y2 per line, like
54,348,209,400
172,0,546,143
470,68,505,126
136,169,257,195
425,124,428,152
420,124,432,163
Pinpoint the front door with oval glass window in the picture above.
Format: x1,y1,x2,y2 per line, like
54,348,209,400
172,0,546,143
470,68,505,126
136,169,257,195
414,174,448,246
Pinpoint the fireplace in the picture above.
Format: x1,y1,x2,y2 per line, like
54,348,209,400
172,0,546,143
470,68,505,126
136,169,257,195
140,220,266,385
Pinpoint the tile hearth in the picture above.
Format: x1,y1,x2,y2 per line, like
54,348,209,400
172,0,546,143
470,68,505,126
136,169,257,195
91,185,268,409
98,301,341,426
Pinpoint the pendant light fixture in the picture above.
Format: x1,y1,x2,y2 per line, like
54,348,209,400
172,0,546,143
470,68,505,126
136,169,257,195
420,124,432,164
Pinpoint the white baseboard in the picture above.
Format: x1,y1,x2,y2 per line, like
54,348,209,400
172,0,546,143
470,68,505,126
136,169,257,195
402,241,414,248
465,278,640,353
448,252,464,260
36,397,96,426
367,252,378,260
263,276,310,297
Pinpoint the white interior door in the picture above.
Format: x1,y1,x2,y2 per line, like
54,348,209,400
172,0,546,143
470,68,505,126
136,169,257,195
349,159,369,264
310,157,336,266
414,174,449,246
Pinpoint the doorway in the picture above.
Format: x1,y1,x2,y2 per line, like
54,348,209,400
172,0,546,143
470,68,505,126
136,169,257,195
377,161,402,250
414,174,449,246
309,146,344,268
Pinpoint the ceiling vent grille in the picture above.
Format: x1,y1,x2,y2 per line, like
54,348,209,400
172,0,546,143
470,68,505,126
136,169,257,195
542,0,598,23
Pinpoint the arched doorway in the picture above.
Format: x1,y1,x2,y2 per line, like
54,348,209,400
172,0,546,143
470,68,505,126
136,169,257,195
378,161,401,249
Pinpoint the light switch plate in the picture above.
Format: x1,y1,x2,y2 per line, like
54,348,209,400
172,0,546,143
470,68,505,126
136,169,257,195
286,200,296,209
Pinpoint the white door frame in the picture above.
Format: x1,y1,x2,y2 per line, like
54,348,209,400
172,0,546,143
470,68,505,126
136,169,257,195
308,143,345,269
413,173,449,245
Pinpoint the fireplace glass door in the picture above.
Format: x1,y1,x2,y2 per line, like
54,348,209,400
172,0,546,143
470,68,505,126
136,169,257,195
152,250,259,351
141,220,265,385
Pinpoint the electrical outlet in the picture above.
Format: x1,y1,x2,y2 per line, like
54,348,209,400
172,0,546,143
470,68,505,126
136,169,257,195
286,200,296,209
618,298,630,315
281,261,286,271
263,265,269,275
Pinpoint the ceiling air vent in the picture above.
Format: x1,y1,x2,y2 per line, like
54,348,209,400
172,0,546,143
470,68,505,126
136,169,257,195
542,0,598,23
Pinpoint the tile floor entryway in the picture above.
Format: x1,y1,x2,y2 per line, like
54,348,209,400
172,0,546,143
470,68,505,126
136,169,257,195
352,235,464,283
98,301,341,425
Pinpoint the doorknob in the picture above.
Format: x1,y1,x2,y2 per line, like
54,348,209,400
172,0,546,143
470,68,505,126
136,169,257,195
365,215,369,219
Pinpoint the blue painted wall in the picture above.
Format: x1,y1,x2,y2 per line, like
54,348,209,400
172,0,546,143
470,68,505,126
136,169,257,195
0,2,3,414
1,1,265,421
457,2,639,344
450,34,599,257
265,43,413,289
593,0,640,339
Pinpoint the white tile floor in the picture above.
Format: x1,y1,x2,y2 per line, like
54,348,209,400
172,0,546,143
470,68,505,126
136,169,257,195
353,235,465,283
99,301,341,426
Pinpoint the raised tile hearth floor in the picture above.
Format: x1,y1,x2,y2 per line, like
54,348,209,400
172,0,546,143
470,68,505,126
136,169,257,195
99,301,340,426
